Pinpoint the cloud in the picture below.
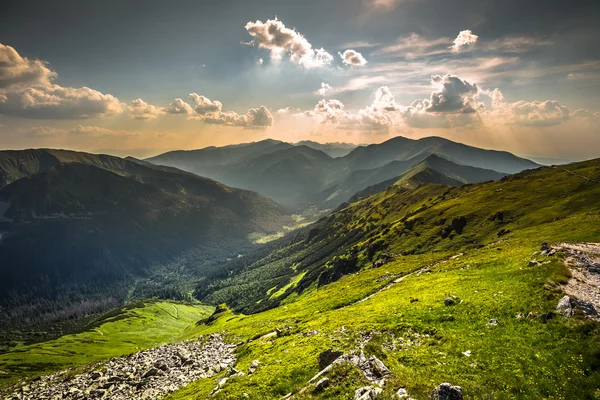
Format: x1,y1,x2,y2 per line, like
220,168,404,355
451,30,479,52
341,41,381,49
0,43,124,120
0,85,124,119
0,43,57,89
411,74,482,114
69,125,140,137
375,33,450,57
188,93,223,115
316,82,332,96
166,98,194,115
22,125,68,137
128,98,165,120
244,18,333,69
311,88,398,132
572,109,600,121
339,49,368,66
497,100,570,127
372,86,398,111
481,36,552,53
203,106,273,129
366,0,401,10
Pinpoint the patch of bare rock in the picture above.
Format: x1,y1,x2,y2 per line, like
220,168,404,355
5,333,236,400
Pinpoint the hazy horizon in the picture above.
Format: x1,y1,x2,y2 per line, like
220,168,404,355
1,0,599,159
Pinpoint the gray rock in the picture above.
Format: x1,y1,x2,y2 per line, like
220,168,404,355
354,386,382,400
431,383,463,400
396,387,409,398
248,360,260,375
557,295,597,317
444,297,455,306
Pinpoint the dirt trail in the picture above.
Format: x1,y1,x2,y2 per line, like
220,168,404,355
553,166,600,184
345,253,464,308
554,243,600,314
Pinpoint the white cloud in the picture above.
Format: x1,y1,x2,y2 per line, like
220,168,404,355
128,98,165,120
339,49,368,66
203,106,274,129
0,85,124,119
188,93,223,115
341,41,381,49
451,30,479,52
375,33,451,57
0,43,124,120
316,82,332,96
244,18,334,69
166,98,194,115
410,74,482,114
0,43,57,89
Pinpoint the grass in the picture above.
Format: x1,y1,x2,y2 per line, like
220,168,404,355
164,160,600,399
4,160,600,399
0,300,213,389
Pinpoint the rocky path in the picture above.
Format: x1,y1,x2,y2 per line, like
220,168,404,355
554,243,600,317
3,333,236,400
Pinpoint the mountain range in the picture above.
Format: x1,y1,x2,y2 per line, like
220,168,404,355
147,136,538,208
0,149,292,328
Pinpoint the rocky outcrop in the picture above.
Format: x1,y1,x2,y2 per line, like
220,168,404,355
4,333,236,400
557,295,598,317
431,382,463,400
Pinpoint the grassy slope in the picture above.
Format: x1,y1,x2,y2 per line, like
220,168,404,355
0,301,213,389
168,160,600,399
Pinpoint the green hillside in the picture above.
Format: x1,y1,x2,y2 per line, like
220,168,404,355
163,159,600,399
0,150,293,331
0,301,213,388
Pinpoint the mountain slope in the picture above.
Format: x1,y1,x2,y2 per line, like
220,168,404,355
0,150,293,329
146,136,535,209
145,139,294,177
294,140,359,158
315,154,506,207
209,146,344,207
343,136,539,174
195,158,600,314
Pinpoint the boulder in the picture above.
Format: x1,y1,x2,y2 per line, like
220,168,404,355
431,383,463,400
557,295,597,317
354,386,382,400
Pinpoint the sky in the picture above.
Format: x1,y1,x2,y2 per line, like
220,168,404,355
0,0,599,160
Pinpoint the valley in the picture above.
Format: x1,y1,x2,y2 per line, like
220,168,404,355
0,140,599,399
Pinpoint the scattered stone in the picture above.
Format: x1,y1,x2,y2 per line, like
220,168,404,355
314,377,330,391
431,382,463,400
354,385,382,400
318,349,344,370
528,260,539,267
557,295,598,317
541,242,549,251
462,350,471,357
3,333,236,400
396,387,409,398
526,312,536,319
248,360,260,375
515,313,525,319
487,319,499,326
444,297,456,306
